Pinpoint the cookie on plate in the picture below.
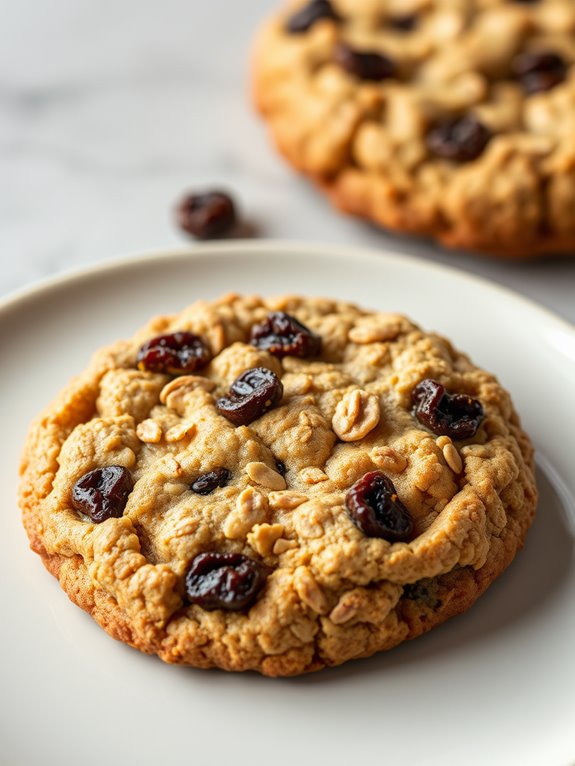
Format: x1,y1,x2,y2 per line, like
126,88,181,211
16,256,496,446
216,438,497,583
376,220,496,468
253,0,575,257
20,294,537,675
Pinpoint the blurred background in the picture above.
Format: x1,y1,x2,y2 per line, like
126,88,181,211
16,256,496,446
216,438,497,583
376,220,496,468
1,0,574,322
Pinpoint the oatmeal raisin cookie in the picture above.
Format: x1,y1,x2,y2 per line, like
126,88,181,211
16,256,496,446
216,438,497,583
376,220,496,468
20,294,537,675
254,0,575,257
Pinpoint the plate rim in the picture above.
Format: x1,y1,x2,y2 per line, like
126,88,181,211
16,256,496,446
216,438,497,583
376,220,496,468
1,240,574,338
2,239,575,766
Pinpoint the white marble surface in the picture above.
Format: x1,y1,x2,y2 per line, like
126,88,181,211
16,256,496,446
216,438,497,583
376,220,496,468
1,0,574,323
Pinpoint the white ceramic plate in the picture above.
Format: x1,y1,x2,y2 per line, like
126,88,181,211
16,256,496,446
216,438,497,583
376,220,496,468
1,242,574,766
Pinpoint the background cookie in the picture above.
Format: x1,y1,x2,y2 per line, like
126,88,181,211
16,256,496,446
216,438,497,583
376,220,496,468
20,294,537,675
254,0,575,257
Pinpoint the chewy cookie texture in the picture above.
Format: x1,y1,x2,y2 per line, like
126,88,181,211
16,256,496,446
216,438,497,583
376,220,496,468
254,0,575,257
20,295,537,676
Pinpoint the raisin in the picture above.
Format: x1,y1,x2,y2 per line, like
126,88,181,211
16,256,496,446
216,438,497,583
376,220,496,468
250,311,322,358
334,42,396,81
403,580,442,609
389,15,418,31
426,116,492,162
512,51,567,94
412,379,484,440
185,552,267,611
136,332,211,375
72,465,133,524
176,191,236,239
346,471,414,542
191,467,231,495
285,0,340,34
216,367,283,426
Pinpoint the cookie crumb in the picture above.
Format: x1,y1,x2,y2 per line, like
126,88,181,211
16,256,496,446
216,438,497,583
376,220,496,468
371,445,407,473
136,419,163,444
294,566,328,614
272,538,298,555
329,593,358,625
160,375,216,405
223,487,268,540
245,461,287,490
349,314,408,344
443,442,463,474
332,389,380,442
247,523,285,556
165,421,197,443
299,467,329,484
268,491,309,510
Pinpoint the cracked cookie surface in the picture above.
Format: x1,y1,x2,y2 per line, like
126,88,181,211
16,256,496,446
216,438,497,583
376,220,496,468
254,0,575,257
19,294,537,675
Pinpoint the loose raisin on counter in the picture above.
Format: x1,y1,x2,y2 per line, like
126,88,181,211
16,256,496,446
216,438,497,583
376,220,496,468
136,332,211,375
176,191,237,239
72,465,134,524
216,367,283,426
191,468,231,495
185,552,268,611
426,116,492,162
412,378,484,440
285,0,340,34
346,471,414,542
250,312,321,358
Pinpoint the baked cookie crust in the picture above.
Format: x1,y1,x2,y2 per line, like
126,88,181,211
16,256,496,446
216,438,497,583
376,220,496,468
20,294,537,675
254,0,575,257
